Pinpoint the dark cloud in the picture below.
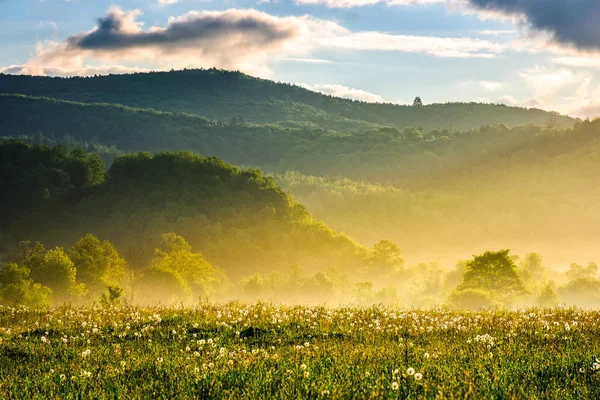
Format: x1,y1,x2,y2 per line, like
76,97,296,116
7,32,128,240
467,0,600,50
66,7,299,52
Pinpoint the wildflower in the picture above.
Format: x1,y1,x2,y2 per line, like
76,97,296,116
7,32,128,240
60,374,66,381
300,364,307,370
414,372,423,381
157,357,164,364
304,371,310,378
40,336,48,344
392,368,399,375
391,382,399,390
81,349,91,358
424,352,430,359
120,361,126,368
406,367,415,376
593,363,600,370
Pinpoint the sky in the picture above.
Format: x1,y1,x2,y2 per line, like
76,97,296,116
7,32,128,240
1,0,600,118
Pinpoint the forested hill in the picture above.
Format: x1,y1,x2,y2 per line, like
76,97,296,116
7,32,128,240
0,69,575,131
0,93,594,188
0,142,373,279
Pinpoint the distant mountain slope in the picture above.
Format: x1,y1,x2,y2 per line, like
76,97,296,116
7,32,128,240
0,142,370,278
0,69,576,131
0,94,569,187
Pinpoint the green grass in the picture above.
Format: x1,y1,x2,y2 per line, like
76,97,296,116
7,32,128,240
0,304,599,399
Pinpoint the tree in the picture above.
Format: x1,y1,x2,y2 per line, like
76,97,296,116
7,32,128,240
559,263,600,307
413,96,423,107
352,282,374,304
520,252,545,283
369,240,404,276
0,263,52,307
151,233,226,301
452,249,527,306
28,247,87,302
536,283,558,307
69,234,128,300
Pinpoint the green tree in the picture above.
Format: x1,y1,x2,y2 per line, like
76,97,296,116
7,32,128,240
0,263,52,307
537,283,558,307
29,247,87,302
453,250,527,306
152,233,226,301
369,240,404,275
69,234,128,300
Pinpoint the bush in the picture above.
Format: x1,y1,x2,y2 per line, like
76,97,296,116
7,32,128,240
447,288,498,310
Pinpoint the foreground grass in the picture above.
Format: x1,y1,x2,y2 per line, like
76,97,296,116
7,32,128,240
0,303,599,399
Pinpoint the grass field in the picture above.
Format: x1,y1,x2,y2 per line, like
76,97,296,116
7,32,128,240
0,303,599,399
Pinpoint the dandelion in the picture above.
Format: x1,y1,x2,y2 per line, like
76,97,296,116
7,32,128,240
40,336,48,344
81,349,91,358
120,361,126,368
406,367,415,376
304,371,310,378
59,374,66,381
414,372,423,381
300,364,307,370
424,352,430,359
593,363,600,370
392,368,399,375
391,382,399,390
157,357,164,364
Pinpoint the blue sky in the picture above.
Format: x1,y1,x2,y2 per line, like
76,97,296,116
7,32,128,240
2,0,600,117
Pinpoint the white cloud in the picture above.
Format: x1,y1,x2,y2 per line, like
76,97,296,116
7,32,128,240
300,83,386,102
3,7,510,77
295,0,446,8
318,31,507,58
478,29,514,36
479,80,504,91
279,57,334,64
519,66,581,98
553,56,600,68
158,0,178,5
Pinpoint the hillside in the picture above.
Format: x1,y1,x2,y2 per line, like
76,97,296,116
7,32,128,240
0,94,575,188
0,142,372,279
0,69,576,131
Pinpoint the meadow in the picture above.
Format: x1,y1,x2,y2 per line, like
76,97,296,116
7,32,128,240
0,303,599,399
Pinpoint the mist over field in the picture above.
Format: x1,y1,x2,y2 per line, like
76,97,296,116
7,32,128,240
1,70,600,311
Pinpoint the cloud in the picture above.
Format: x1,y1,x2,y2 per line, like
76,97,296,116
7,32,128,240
158,0,178,4
294,0,446,8
569,102,600,119
300,83,386,102
478,29,514,36
464,0,600,51
479,80,504,91
3,7,509,77
279,57,334,64
518,66,582,98
318,31,506,58
553,56,600,68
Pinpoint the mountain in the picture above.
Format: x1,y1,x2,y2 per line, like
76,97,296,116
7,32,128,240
0,69,576,132
0,142,370,279
0,94,580,189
